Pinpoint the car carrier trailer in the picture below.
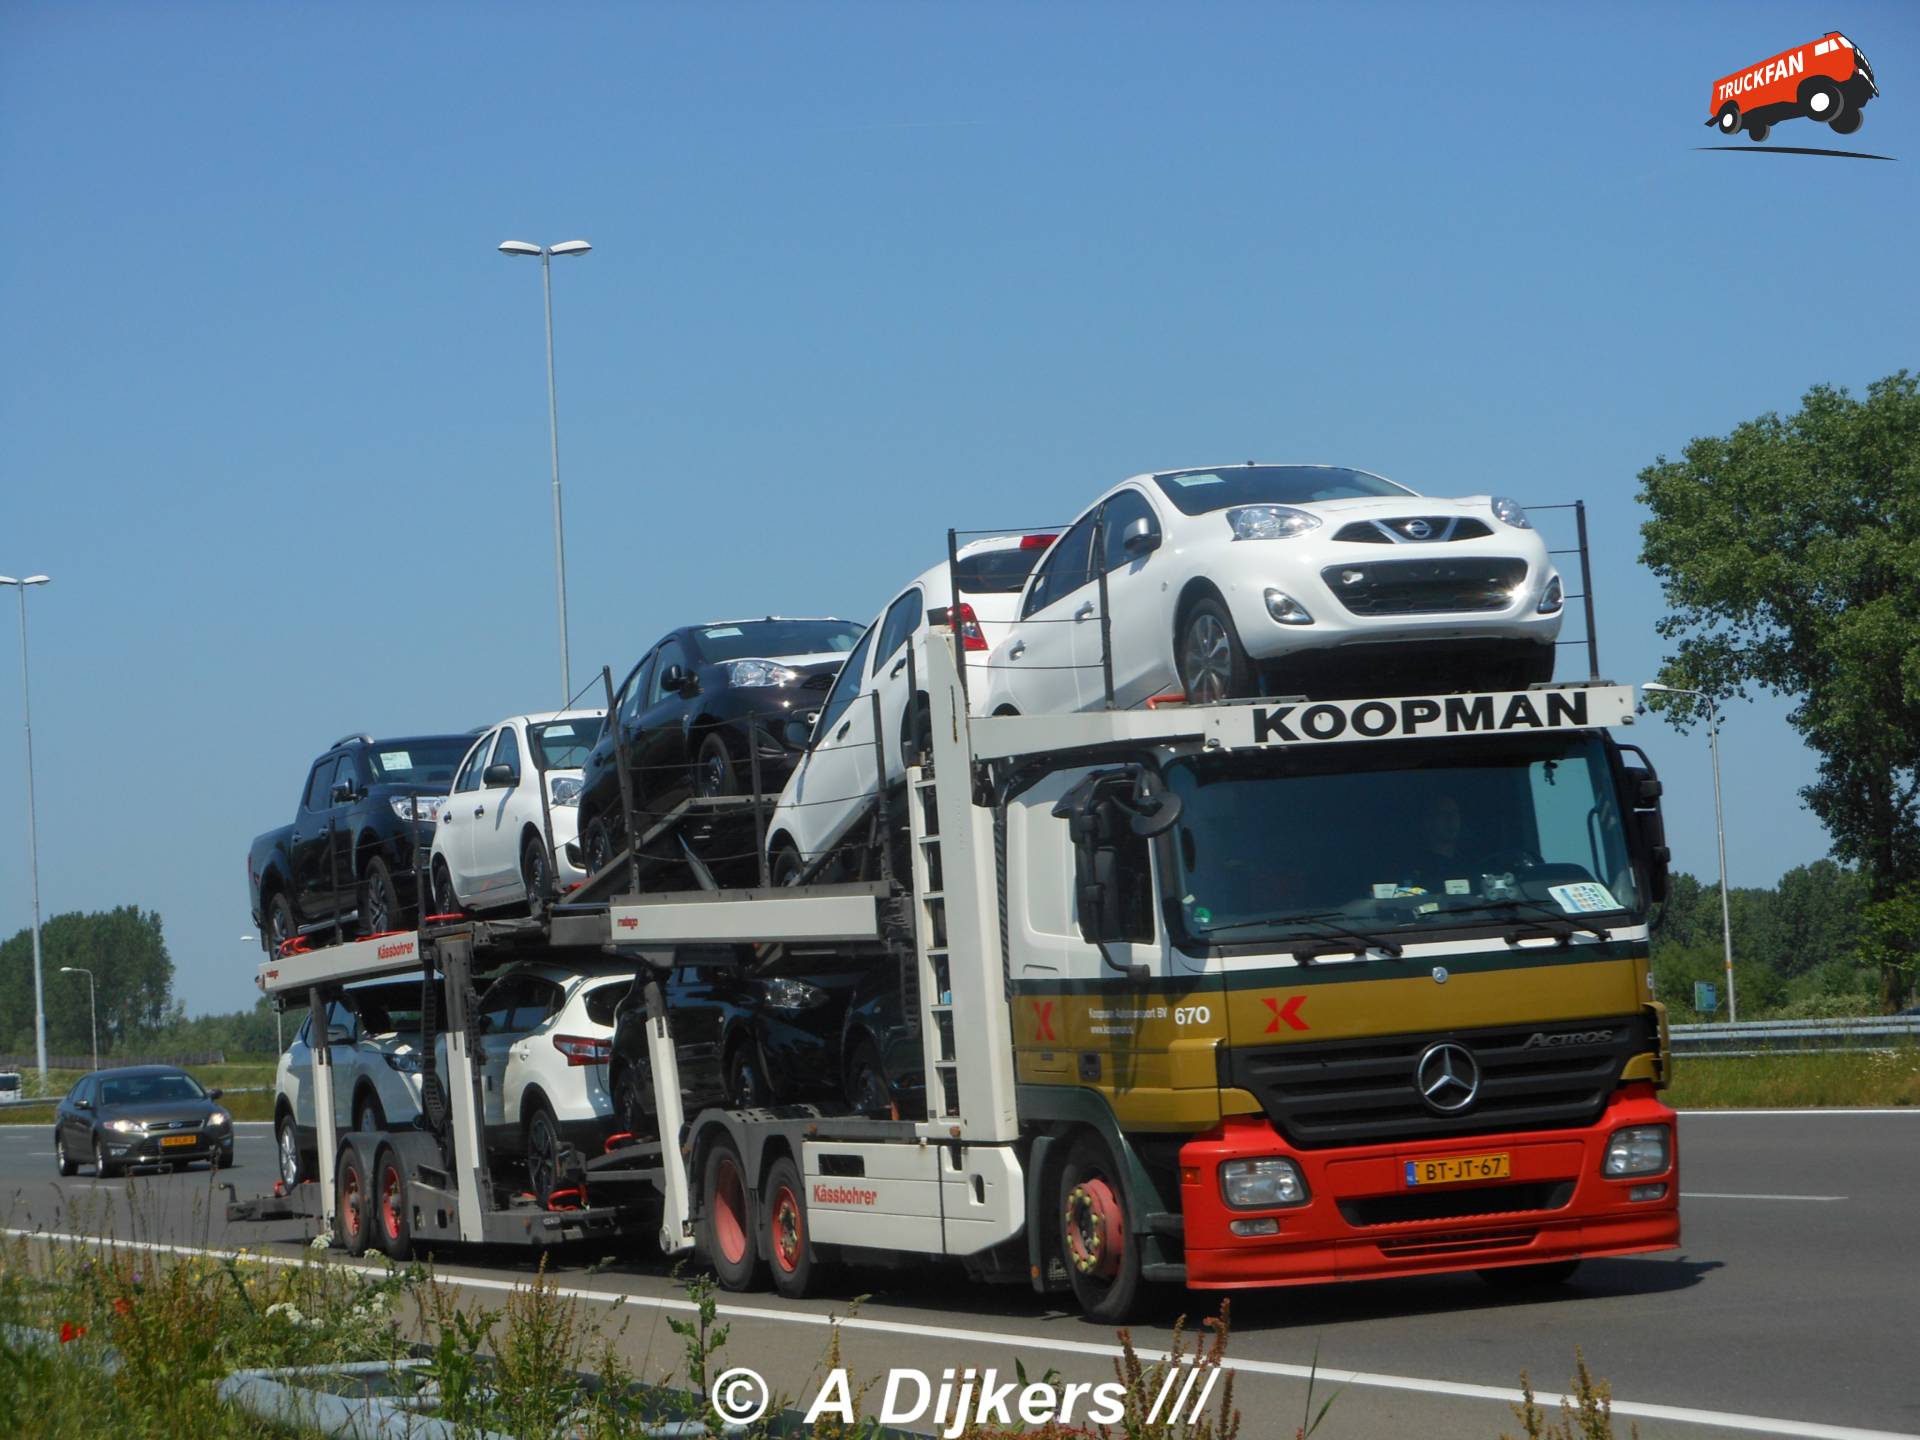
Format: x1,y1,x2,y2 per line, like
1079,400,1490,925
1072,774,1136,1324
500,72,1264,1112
234,628,1680,1319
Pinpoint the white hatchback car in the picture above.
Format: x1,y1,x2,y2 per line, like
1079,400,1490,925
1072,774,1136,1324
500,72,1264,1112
983,464,1563,714
439,961,634,1203
273,980,435,1186
430,709,605,919
765,533,1052,883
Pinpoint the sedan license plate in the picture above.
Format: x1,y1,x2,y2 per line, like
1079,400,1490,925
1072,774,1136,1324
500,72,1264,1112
159,1134,199,1148
1405,1152,1510,1187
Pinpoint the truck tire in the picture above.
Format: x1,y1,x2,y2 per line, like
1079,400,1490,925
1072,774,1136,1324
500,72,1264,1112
266,892,297,955
1746,120,1771,142
764,1156,825,1299
375,1145,412,1261
700,1138,764,1291
360,857,402,935
1831,109,1863,136
1059,1136,1144,1323
1176,595,1254,703
1799,77,1845,123
1715,103,1740,135
336,1147,372,1257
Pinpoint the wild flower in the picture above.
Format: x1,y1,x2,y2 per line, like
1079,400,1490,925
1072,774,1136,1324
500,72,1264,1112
59,1321,85,1343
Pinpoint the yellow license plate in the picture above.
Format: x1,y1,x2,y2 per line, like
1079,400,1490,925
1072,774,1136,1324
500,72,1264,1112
1405,1152,1510,1187
159,1134,199,1148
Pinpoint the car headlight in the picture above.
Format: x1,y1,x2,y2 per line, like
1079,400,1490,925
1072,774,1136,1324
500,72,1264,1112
1603,1124,1670,1176
384,1051,424,1074
549,775,583,807
1537,575,1564,615
1220,1157,1309,1208
392,795,447,824
106,1118,142,1134
207,1110,230,1127
1225,505,1321,541
724,660,803,688
1491,496,1533,529
761,978,828,1010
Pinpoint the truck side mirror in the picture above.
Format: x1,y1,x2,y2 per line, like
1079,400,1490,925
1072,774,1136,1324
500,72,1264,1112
1050,768,1172,978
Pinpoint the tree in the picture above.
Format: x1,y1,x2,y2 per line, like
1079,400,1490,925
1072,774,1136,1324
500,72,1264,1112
1638,372,1920,1009
0,908,174,1055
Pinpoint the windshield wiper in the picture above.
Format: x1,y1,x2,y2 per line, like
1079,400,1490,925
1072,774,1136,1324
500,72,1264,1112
1440,898,1613,944
1200,911,1404,961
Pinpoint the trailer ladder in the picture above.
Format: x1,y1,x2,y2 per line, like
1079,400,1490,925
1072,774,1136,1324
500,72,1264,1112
908,767,958,1120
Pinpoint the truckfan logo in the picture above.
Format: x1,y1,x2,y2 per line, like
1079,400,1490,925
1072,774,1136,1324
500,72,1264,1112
1702,31,1885,156
1414,1042,1481,1114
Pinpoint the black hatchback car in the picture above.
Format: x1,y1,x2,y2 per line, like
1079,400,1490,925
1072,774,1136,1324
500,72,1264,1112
54,1066,234,1177
575,618,863,879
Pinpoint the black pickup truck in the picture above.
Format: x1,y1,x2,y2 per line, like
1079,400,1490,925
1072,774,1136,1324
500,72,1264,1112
248,733,474,954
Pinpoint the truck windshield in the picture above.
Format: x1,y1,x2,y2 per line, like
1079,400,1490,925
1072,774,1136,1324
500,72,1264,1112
1162,733,1639,948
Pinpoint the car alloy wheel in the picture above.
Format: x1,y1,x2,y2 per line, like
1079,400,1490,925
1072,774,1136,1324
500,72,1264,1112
522,835,550,919
278,1116,303,1186
362,857,399,934
1180,611,1235,703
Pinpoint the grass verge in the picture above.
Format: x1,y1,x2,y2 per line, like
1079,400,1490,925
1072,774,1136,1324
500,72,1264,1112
1667,1044,1920,1108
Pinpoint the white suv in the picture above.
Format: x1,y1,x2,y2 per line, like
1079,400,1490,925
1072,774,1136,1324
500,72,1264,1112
273,980,434,1187
442,961,634,1204
765,533,1051,883
984,464,1563,714
430,709,606,919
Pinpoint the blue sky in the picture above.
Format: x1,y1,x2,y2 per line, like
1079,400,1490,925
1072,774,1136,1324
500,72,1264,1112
3,1,1916,1015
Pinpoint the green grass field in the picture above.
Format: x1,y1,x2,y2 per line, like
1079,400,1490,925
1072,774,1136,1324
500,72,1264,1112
1665,1044,1920,1108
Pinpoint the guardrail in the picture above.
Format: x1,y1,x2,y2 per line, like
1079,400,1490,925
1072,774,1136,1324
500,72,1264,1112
1671,1016,1920,1056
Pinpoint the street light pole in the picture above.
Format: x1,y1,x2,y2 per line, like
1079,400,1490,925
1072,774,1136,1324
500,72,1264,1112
1644,682,1736,1022
1,574,50,1086
499,238,592,704
59,966,97,1073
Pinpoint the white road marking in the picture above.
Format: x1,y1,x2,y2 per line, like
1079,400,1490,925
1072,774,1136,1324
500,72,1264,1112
1681,1192,1847,1202
3,1227,1911,1440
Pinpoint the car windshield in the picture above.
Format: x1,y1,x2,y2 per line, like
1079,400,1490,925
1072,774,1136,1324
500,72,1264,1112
365,738,472,787
953,543,1051,595
98,1072,206,1106
1152,465,1412,516
530,718,602,769
1162,733,1639,947
695,620,864,662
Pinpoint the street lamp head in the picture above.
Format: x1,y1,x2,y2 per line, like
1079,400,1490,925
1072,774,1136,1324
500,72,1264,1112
59,966,75,973
1,575,50,586
549,240,592,257
1640,682,1673,694
498,241,543,257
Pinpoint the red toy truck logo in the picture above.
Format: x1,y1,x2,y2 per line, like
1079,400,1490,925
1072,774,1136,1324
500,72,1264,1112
1709,32,1879,142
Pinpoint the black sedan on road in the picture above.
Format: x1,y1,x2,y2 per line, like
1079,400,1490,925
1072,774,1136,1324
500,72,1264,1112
575,617,864,882
53,1065,234,1177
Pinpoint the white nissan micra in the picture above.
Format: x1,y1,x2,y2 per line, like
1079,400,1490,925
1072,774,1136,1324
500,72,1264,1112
982,463,1563,714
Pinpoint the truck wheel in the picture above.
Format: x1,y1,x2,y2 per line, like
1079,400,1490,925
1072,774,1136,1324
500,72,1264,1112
764,1156,825,1299
1799,78,1845,123
431,858,461,918
375,1145,412,1260
1715,103,1740,134
1059,1137,1144,1323
355,1092,386,1137
266,892,297,954
1478,1260,1581,1290
1176,596,1254,703
694,734,740,799
522,834,551,921
1831,109,1863,135
360,857,401,935
336,1147,372,1257
1746,120,1770,142
701,1139,764,1291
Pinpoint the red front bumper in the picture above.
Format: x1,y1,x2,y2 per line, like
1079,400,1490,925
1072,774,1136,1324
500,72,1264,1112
1178,1085,1679,1289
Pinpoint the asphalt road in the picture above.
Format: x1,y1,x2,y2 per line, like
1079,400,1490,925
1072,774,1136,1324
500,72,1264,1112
3,1111,1915,1439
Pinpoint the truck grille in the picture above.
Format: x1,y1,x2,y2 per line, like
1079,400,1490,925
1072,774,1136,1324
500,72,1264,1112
1224,1014,1651,1149
1321,557,1528,615
1340,1181,1573,1227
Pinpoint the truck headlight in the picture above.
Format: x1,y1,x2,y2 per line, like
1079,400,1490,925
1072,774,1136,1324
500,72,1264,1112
1603,1124,1670,1176
1220,1157,1309,1208
1226,505,1320,541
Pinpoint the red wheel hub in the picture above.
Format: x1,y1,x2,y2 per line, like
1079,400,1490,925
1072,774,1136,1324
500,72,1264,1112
1064,1177,1125,1279
342,1168,362,1238
381,1165,404,1239
712,1156,749,1265
770,1185,803,1273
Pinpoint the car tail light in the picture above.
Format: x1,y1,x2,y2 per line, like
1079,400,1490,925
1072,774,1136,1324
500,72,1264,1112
930,604,990,652
1019,533,1058,550
551,1034,611,1067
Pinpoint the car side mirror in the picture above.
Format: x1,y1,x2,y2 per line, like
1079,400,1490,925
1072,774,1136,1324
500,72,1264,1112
75,1097,92,1111
330,780,355,804
208,1088,224,1101
484,762,519,787
661,664,692,695
1120,516,1161,559
326,1024,351,1045
783,716,814,748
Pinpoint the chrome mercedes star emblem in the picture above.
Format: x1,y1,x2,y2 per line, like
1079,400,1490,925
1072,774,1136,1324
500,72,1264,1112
1414,1041,1481,1114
